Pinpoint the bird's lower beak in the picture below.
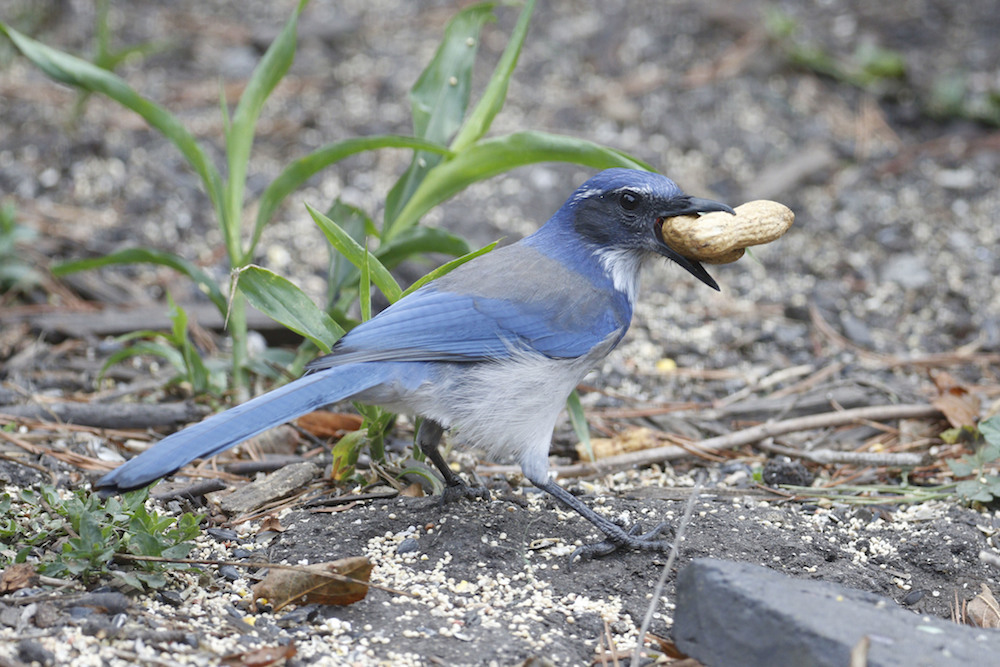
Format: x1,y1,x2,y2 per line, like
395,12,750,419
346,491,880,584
653,196,735,291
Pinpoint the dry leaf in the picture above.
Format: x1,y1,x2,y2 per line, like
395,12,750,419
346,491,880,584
248,425,301,455
259,515,286,533
399,482,425,498
0,563,37,594
967,584,1000,629
221,642,296,666
931,370,981,429
296,412,364,438
252,557,372,611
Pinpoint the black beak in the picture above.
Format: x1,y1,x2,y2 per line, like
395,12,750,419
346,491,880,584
653,196,735,291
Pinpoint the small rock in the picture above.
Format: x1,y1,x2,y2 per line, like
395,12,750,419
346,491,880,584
18,640,54,666
397,538,420,554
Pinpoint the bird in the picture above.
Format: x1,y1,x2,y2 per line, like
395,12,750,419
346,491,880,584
97,168,733,561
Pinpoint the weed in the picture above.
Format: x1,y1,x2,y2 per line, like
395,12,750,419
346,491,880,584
2,484,203,590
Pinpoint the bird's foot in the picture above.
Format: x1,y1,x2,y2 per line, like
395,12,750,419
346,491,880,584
570,521,672,564
441,481,491,504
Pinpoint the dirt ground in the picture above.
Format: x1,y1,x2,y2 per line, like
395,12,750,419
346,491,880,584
2,0,1000,665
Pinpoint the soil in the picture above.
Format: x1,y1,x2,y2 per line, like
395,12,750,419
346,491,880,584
2,0,1000,665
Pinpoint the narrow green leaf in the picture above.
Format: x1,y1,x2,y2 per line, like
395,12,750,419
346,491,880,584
51,248,227,315
566,390,594,462
225,2,305,262
451,0,535,152
386,130,654,240
324,199,372,307
359,237,372,322
253,135,450,253
98,341,187,385
236,266,344,353
0,23,226,233
374,226,471,269
401,240,498,297
384,3,497,230
306,203,403,304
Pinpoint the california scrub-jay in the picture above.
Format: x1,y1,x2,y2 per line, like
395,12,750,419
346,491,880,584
97,168,733,560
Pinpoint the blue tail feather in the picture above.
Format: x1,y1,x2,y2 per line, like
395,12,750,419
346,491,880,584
96,363,386,491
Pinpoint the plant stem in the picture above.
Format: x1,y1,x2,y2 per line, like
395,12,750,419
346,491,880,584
228,289,248,397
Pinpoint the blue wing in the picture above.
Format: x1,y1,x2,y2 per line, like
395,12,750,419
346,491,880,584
308,243,631,371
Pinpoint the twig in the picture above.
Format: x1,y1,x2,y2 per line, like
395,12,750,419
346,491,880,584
758,440,928,467
529,404,943,479
632,474,703,667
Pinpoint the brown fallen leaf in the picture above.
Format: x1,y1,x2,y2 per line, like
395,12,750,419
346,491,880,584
931,370,981,429
0,563,37,594
220,642,296,666
259,515,286,533
399,482,425,498
967,584,1000,629
296,411,364,438
252,556,372,611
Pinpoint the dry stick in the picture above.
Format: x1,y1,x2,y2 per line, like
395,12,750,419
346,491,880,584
632,475,704,666
547,404,942,479
757,439,928,467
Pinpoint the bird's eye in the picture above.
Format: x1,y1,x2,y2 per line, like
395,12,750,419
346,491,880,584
618,190,641,211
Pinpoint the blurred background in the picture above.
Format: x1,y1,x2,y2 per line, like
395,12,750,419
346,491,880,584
2,0,998,404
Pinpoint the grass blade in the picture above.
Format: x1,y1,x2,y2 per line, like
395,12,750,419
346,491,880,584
0,22,226,232
306,203,403,304
236,266,344,353
386,130,654,240
450,0,535,152
224,2,306,262
566,390,594,462
384,2,496,231
253,135,451,253
374,226,471,269
52,248,227,315
401,241,498,297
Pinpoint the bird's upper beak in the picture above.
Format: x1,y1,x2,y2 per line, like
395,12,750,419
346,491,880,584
652,196,735,291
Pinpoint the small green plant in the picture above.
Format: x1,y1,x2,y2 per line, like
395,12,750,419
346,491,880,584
764,8,906,91
98,294,228,396
2,485,203,590
946,416,1000,503
0,0,648,397
0,199,41,297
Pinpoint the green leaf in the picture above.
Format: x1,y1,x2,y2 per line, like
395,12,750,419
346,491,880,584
401,240,498,297
306,203,402,303
980,416,1000,447
384,3,496,230
450,0,535,152
565,389,593,462
947,458,975,478
224,2,305,262
236,266,344,353
52,247,227,314
324,199,373,306
385,130,654,241
359,235,372,322
98,340,187,385
0,22,226,233
253,135,451,253
374,226,472,269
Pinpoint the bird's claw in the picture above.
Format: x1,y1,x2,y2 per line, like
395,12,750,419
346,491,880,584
440,482,491,505
569,521,672,565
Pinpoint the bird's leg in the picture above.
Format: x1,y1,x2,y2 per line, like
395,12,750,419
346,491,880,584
417,419,490,503
531,477,671,563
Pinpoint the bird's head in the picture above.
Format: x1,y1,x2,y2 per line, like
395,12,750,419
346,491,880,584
566,168,733,291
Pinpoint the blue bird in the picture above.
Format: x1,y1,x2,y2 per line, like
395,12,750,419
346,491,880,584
97,168,733,560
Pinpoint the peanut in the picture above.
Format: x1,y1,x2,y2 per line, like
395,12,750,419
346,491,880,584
659,200,794,264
